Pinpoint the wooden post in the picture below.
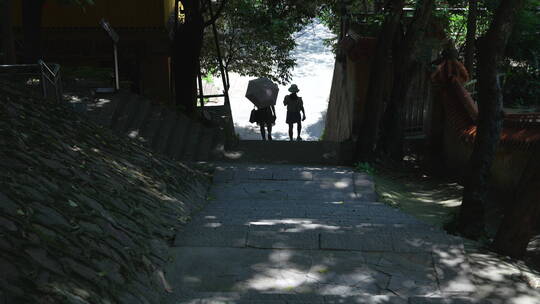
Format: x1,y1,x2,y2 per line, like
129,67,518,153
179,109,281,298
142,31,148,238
197,71,204,107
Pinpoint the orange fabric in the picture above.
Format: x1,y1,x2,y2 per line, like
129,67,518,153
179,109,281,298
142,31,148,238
435,61,540,150
432,59,470,85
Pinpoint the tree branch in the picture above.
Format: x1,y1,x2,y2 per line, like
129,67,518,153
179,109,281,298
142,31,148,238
204,0,227,27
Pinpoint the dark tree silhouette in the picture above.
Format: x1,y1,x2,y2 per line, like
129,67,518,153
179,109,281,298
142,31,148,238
356,0,404,160
464,0,478,76
21,0,45,63
379,0,435,161
1,0,16,64
171,0,226,114
493,160,540,258
457,0,525,239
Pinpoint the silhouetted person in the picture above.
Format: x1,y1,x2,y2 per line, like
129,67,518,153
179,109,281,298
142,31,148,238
283,84,306,141
255,105,276,141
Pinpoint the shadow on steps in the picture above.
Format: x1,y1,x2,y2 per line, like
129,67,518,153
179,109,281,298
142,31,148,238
220,140,354,165
78,91,226,162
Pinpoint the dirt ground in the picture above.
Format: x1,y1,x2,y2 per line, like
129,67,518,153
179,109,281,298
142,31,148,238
370,159,540,275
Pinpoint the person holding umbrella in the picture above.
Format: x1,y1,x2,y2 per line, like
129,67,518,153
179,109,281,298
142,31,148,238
284,84,306,141
254,105,276,141
246,77,279,141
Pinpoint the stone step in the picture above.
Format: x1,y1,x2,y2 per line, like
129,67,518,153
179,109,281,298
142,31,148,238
115,96,152,136
79,92,224,162
175,225,461,253
212,166,359,183
86,92,129,127
122,98,152,139
166,117,191,160
109,93,134,128
409,297,488,304
166,292,407,304
139,105,164,146
164,246,445,301
221,140,353,165
182,122,202,161
196,126,216,161
210,127,227,161
111,95,139,133
152,111,178,154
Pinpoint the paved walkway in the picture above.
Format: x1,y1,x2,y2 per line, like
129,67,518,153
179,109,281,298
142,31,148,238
164,164,479,303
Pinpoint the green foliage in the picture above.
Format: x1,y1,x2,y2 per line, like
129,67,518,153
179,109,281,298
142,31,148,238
503,66,540,108
203,72,214,84
354,162,376,175
506,0,540,65
200,0,321,84
502,0,540,107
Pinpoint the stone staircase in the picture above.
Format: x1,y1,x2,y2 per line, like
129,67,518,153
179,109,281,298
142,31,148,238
78,91,354,165
80,92,227,162
164,164,484,304
221,140,354,165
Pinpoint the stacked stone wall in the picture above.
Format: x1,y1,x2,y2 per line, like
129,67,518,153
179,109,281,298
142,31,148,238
0,82,211,304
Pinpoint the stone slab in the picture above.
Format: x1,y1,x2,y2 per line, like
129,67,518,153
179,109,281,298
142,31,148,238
271,169,314,181
213,170,235,183
153,111,178,153
247,231,319,249
352,172,375,193
209,180,359,201
125,98,152,135
197,126,217,161
166,247,297,293
139,105,164,145
324,295,406,304
320,231,393,252
432,245,476,295
183,122,202,161
167,118,190,160
408,297,489,304
391,231,458,253
174,226,248,248
234,169,274,180
167,164,480,302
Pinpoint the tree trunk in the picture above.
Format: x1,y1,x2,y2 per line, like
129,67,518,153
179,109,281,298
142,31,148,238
493,147,540,258
464,0,478,76
456,0,525,240
355,0,404,161
493,180,540,258
172,1,205,113
378,0,435,161
22,0,45,64
1,0,16,64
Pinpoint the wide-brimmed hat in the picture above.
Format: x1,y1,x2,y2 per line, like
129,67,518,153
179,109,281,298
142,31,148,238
288,84,299,93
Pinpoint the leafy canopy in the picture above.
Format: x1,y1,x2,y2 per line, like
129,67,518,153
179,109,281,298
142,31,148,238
200,0,324,84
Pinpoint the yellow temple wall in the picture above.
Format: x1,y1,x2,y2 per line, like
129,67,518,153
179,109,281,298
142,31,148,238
13,0,177,28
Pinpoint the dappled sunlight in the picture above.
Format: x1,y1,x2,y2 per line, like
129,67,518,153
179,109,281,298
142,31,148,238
465,250,540,302
167,164,540,303
375,171,463,227
249,218,342,232
331,179,351,189
127,129,140,139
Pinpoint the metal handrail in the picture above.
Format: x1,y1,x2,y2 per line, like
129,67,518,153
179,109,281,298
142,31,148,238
38,60,63,103
38,60,60,77
0,61,63,103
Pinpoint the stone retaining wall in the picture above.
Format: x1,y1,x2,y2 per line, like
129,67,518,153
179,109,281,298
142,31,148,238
0,82,211,304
